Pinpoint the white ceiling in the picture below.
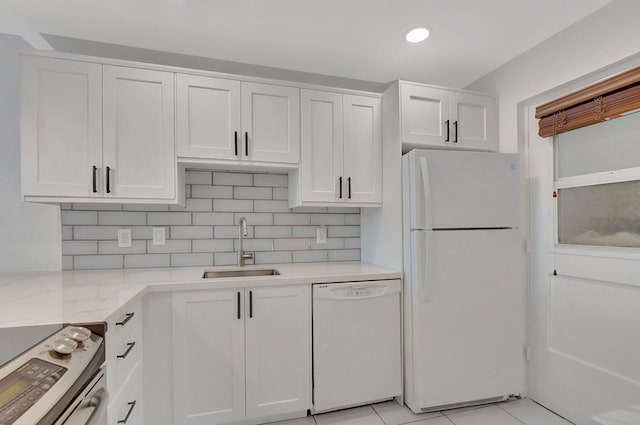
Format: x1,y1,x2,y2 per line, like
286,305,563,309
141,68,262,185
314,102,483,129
3,0,613,88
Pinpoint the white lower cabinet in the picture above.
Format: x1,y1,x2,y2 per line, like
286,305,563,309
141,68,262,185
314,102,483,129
106,298,143,425
172,285,310,425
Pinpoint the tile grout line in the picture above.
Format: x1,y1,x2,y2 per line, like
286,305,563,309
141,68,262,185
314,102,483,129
495,403,527,425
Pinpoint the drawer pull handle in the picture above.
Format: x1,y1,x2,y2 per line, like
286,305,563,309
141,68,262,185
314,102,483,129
116,312,134,326
116,342,136,359
118,400,137,424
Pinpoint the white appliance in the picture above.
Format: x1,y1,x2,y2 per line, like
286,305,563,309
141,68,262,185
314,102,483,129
402,149,523,413
312,280,402,413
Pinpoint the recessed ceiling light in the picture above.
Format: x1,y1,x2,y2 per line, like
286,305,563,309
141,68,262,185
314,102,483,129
405,27,431,43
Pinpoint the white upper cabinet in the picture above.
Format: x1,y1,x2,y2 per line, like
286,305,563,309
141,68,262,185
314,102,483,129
292,89,382,207
450,91,498,150
400,85,449,146
176,78,300,165
241,82,300,163
21,56,103,197
400,82,498,151
299,90,344,203
21,56,178,202
177,74,241,160
343,95,382,204
103,66,176,199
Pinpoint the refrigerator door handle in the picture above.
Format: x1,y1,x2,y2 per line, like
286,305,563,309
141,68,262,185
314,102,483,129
413,231,433,302
419,156,432,230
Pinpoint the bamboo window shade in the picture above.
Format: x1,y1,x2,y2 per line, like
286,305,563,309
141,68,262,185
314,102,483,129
536,65,640,138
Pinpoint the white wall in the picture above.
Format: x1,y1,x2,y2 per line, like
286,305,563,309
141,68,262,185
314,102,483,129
0,33,61,272
467,0,640,153
467,2,640,424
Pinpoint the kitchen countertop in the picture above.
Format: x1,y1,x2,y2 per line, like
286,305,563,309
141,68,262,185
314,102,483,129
0,261,401,327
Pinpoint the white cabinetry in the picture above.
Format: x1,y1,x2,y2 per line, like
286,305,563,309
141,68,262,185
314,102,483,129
400,82,497,151
21,56,178,202
21,56,103,198
290,89,382,207
172,285,310,425
106,298,143,425
177,76,299,166
103,66,176,199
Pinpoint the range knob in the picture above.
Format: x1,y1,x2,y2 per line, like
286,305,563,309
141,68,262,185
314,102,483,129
67,326,92,342
52,337,77,356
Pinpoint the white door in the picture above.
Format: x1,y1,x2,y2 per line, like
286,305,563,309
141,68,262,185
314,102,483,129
21,56,102,197
176,74,241,160
241,82,300,163
527,110,640,425
343,95,382,204
172,290,245,425
408,229,523,411
450,92,498,151
300,89,343,203
245,285,310,419
400,84,449,147
103,66,175,199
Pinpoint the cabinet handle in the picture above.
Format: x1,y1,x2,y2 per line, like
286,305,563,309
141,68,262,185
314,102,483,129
117,400,137,424
92,166,98,193
234,131,238,156
116,342,136,359
106,166,111,193
244,132,249,157
445,120,450,142
237,292,241,319
338,177,343,199
453,121,458,143
116,312,134,326
249,290,253,318
347,177,352,199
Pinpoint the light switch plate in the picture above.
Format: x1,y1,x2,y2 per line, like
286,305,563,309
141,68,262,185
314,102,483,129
117,229,132,248
153,227,166,246
316,227,327,244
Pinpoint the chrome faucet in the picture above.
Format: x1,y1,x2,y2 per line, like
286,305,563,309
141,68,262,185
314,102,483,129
237,217,255,267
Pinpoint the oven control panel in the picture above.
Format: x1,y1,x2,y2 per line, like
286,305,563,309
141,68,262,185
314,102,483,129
0,359,67,425
0,326,104,425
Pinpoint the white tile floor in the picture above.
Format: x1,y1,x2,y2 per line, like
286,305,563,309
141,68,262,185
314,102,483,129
267,399,574,425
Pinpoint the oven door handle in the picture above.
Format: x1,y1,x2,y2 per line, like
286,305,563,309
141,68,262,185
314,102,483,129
61,387,108,425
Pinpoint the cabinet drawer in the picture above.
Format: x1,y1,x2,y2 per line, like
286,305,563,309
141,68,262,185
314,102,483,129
106,298,141,350
107,325,141,394
109,363,142,425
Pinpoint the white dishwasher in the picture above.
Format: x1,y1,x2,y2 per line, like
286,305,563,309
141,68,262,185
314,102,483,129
312,279,402,413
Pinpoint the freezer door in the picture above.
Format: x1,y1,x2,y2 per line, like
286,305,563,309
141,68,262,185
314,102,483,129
408,228,523,411
406,150,520,230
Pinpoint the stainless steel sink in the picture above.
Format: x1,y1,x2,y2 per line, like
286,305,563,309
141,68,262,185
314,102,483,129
202,269,281,279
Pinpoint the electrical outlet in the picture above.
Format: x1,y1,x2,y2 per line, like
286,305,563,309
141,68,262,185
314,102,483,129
117,229,132,248
316,227,327,244
153,227,166,246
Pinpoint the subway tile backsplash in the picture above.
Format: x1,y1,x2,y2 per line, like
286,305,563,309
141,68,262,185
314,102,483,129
60,171,361,270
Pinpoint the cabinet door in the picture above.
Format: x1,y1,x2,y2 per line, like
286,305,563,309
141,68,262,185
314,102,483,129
300,90,343,203
450,92,498,151
245,285,310,419
177,74,241,160
21,56,103,197
343,95,382,203
241,82,300,163
400,84,449,146
103,66,175,199
173,290,245,425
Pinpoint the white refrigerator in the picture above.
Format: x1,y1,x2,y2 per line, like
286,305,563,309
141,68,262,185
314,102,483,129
402,149,523,413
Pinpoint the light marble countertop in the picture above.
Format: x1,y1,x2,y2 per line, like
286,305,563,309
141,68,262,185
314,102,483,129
0,261,401,328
